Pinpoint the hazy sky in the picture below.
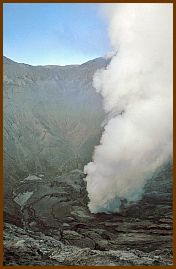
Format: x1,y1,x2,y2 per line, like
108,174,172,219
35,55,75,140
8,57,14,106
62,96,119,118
3,3,111,66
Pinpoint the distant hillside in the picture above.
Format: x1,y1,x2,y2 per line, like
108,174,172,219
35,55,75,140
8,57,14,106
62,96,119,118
3,56,108,186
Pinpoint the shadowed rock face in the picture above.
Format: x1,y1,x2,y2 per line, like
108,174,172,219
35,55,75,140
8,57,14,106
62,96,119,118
3,56,173,266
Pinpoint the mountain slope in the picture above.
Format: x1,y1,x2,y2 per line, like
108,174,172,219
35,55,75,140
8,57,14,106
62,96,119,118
3,56,108,184
3,56,173,266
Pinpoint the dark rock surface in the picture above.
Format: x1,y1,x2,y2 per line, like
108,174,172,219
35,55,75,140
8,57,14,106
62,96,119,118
4,161,173,266
4,223,172,266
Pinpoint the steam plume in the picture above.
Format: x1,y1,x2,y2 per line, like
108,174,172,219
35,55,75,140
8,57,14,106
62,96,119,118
84,4,173,213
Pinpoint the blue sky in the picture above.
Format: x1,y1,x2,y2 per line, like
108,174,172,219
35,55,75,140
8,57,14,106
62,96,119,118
3,3,111,66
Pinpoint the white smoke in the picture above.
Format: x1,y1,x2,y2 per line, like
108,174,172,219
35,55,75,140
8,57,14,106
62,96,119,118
84,3,173,213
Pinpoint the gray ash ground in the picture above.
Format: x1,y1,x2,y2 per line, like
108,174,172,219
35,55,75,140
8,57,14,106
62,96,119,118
4,161,173,266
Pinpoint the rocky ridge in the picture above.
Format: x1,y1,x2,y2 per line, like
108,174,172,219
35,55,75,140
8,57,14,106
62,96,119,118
4,223,172,266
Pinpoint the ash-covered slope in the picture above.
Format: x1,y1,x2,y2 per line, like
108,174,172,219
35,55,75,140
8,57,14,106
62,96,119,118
3,56,107,186
3,56,173,266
